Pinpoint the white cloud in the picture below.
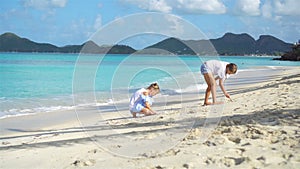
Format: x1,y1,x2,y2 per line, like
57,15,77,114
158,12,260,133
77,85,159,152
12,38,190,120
273,15,282,21
50,0,67,8
148,0,172,13
261,0,300,20
122,0,300,17
164,15,184,35
64,19,94,44
121,0,226,14
175,0,226,14
123,0,172,13
261,0,272,18
22,0,68,10
274,0,300,15
94,14,102,30
235,0,261,16
98,2,103,8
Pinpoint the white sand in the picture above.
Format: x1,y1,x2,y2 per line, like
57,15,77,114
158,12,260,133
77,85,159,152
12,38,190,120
0,66,299,169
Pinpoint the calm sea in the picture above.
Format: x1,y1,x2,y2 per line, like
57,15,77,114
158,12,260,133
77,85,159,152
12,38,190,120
0,53,299,118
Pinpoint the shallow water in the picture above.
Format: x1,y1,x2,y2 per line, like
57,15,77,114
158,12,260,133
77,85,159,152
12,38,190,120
0,53,299,118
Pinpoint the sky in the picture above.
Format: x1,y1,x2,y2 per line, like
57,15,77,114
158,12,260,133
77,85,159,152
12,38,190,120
0,0,299,49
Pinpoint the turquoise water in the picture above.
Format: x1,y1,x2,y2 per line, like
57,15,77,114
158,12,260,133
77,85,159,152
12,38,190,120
0,53,299,118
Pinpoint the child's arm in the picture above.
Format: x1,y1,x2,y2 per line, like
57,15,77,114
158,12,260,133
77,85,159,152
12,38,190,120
144,101,151,109
144,101,156,114
219,79,230,98
142,92,156,114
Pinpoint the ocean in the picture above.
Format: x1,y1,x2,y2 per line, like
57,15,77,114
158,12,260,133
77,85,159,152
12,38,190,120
0,53,299,119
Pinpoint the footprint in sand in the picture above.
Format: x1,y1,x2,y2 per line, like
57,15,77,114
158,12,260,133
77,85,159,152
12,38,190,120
72,159,96,167
203,140,216,146
88,149,98,154
165,149,181,156
228,137,241,144
222,157,248,167
183,163,194,169
2,141,10,145
233,107,241,111
143,133,158,139
134,133,160,141
282,153,293,161
259,118,279,126
205,156,248,167
256,156,266,164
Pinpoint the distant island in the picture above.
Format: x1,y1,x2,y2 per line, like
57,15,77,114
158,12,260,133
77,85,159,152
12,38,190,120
0,33,135,54
0,32,293,56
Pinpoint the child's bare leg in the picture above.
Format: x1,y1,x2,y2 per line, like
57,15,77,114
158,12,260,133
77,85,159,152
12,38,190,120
203,73,217,104
204,86,212,105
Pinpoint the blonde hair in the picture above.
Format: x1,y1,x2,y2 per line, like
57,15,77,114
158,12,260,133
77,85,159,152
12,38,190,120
147,83,160,91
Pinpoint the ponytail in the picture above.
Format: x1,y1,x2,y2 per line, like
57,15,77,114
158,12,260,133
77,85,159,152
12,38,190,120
147,83,160,91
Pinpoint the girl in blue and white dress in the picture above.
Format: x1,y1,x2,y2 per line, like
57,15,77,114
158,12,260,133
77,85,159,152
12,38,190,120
129,83,160,118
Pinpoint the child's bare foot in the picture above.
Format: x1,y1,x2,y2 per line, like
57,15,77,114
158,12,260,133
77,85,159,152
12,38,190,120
203,102,224,106
145,112,156,116
151,111,157,115
213,101,224,105
132,112,137,118
203,102,212,106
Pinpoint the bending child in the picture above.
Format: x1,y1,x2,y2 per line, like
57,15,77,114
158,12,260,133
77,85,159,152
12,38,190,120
129,83,160,118
200,60,237,105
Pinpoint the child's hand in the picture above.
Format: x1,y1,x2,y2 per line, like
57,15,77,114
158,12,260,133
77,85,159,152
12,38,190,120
225,93,230,98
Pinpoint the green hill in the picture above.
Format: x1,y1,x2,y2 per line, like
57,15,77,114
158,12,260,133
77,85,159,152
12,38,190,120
211,33,256,55
0,32,293,55
0,32,136,54
256,35,292,55
144,33,292,55
0,32,59,52
144,37,196,55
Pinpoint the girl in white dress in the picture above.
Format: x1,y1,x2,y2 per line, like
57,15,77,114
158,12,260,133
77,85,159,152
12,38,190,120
200,60,237,105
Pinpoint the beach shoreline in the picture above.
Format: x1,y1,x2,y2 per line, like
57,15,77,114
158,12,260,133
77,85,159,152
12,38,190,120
0,65,297,120
0,66,299,168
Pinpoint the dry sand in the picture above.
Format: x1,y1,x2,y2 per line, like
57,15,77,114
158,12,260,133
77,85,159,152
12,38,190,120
0,67,299,169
